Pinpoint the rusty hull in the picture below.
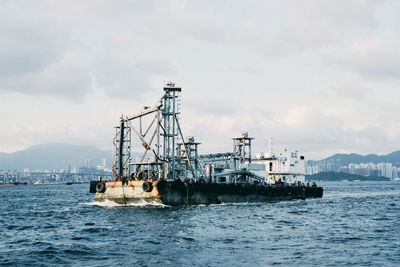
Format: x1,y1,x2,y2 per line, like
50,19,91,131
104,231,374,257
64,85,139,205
95,180,163,205
94,180,323,206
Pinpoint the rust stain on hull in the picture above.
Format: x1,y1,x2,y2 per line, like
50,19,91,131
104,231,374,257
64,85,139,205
94,180,323,206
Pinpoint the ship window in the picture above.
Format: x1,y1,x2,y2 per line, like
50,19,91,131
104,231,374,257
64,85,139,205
220,177,226,183
269,162,273,171
300,156,305,160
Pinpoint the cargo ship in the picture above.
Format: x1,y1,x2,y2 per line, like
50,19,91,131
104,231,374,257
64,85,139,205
89,82,322,205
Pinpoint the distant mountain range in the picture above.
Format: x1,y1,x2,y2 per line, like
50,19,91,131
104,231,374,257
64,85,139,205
1,143,399,171
318,150,400,166
0,144,112,171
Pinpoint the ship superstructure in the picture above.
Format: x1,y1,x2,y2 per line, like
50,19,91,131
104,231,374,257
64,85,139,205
252,149,306,185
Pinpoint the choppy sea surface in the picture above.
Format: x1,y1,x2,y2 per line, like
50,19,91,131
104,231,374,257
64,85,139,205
1,181,399,266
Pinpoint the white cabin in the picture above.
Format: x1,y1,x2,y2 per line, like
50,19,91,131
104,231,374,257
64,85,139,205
251,150,306,185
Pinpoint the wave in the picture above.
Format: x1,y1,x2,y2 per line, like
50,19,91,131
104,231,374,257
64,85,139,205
79,199,169,208
325,190,400,199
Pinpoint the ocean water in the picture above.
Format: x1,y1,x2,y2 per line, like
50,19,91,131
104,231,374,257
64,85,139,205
0,182,399,266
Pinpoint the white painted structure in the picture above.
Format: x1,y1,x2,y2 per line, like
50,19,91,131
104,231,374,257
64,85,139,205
251,149,306,185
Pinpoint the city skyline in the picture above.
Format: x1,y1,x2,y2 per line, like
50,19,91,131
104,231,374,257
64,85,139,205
307,161,399,179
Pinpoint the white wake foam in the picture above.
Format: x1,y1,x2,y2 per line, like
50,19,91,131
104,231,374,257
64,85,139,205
79,199,169,208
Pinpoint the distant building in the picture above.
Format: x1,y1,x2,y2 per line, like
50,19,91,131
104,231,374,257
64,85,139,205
338,167,350,173
354,168,368,176
84,159,92,169
305,161,319,175
385,163,393,178
393,167,399,178
370,169,382,176
349,164,355,174
377,163,392,178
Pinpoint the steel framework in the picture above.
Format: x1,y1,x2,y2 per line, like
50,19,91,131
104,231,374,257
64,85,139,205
112,82,199,181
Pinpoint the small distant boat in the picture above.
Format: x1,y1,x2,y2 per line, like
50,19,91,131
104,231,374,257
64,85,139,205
0,182,28,186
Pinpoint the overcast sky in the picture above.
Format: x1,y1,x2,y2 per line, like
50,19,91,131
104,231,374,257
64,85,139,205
1,0,400,160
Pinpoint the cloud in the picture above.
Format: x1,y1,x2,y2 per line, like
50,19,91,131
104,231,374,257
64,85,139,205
186,97,239,117
184,102,400,159
0,0,386,103
0,52,92,102
0,118,113,153
330,84,372,100
0,1,90,101
337,38,400,80
236,0,383,56
92,45,177,99
1,0,400,160
0,2,68,76
312,83,373,102
0,1,177,102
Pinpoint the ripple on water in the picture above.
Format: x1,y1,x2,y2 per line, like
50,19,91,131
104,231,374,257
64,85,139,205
63,249,91,256
81,227,107,233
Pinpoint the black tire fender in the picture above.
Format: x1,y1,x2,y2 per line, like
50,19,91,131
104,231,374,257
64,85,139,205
156,180,168,194
95,182,106,193
142,181,153,193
